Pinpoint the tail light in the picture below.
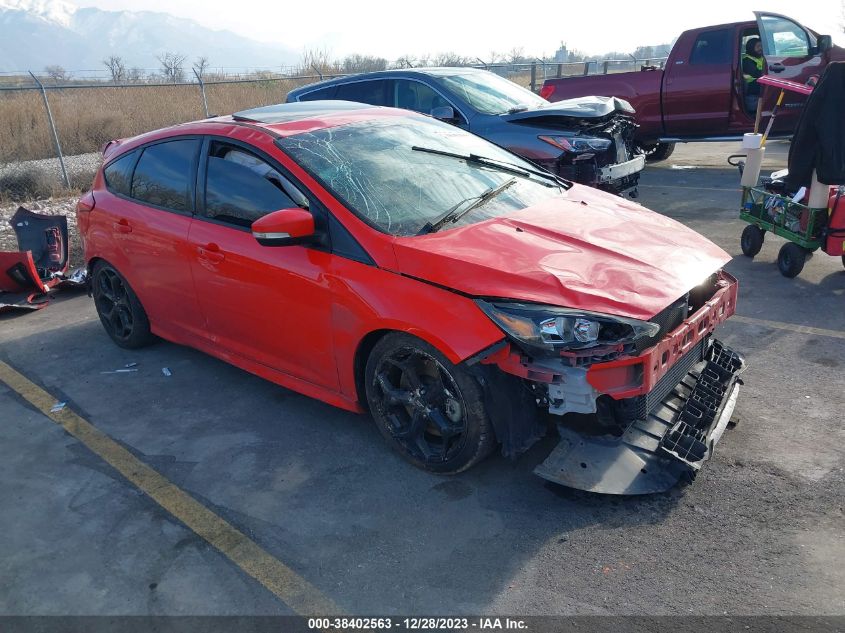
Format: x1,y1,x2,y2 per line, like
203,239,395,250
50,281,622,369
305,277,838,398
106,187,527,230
45,227,64,272
539,84,555,100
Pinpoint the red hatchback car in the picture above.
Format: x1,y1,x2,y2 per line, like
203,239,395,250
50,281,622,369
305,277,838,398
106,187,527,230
78,101,746,494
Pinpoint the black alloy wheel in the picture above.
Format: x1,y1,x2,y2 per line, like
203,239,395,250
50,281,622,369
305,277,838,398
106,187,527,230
92,262,154,349
365,333,495,474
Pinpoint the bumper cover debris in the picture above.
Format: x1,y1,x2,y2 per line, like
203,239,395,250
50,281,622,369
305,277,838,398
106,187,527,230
0,207,86,313
535,337,746,495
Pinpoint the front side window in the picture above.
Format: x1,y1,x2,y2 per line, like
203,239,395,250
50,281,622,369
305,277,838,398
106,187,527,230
434,72,547,115
131,139,199,212
277,115,565,237
759,15,810,58
392,79,451,114
690,29,733,65
103,151,136,196
203,143,298,227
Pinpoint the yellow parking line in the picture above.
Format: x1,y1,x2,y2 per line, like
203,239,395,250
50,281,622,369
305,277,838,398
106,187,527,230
0,359,341,615
732,315,845,340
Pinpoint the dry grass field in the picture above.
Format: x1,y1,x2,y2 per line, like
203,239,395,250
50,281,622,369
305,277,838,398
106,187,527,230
0,77,316,164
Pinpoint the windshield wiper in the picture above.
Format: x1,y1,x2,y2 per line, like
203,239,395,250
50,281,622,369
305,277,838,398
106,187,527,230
418,178,517,235
411,146,569,189
507,104,529,114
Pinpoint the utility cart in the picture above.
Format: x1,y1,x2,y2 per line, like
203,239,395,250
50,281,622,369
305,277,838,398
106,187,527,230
735,73,845,277
739,185,845,277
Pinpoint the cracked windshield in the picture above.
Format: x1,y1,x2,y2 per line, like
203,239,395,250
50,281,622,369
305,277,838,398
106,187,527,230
277,115,567,236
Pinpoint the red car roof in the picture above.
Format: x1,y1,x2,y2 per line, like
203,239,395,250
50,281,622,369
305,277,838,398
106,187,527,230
102,101,412,160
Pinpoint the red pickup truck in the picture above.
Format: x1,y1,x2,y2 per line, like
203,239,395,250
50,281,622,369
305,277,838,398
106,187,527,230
540,12,844,161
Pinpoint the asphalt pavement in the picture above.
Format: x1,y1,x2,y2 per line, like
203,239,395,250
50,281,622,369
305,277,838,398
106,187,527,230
1,143,843,617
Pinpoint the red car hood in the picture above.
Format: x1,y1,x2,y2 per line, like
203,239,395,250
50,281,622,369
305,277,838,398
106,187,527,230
391,188,731,321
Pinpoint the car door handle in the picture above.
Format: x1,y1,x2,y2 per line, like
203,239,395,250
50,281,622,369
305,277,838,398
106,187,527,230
197,244,225,263
769,63,785,73
113,219,132,234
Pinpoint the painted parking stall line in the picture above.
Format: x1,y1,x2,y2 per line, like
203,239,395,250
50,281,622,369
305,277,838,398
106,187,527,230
0,359,341,616
732,315,845,340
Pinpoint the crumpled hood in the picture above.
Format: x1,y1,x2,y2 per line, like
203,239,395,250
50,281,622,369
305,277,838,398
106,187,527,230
503,95,635,121
392,187,731,321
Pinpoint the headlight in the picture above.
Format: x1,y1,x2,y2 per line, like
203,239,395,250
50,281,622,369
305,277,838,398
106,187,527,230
538,135,612,154
475,300,660,354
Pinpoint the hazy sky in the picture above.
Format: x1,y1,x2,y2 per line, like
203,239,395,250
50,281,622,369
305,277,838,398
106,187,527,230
74,0,842,59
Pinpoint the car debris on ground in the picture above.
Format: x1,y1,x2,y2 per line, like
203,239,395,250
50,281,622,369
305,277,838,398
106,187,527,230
0,206,87,313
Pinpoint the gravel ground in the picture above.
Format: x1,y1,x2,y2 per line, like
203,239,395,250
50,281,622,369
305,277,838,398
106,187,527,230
0,152,101,188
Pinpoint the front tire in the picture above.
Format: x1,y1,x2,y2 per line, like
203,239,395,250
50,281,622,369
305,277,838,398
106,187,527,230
92,261,155,349
637,142,676,162
740,225,765,257
777,243,807,278
364,333,496,474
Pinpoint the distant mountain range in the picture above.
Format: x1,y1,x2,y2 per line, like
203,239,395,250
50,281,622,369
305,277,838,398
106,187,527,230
0,0,299,74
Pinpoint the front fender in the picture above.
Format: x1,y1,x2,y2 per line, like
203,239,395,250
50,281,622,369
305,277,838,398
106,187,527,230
327,258,504,401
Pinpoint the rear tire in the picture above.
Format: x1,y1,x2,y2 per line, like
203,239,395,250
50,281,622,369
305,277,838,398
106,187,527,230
841,255,845,270
364,332,496,474
777,243,807,278
91,261,155,349
638,142,676,162
740,225,765,257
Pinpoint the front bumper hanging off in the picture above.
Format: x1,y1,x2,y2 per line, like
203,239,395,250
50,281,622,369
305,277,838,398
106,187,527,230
534,337,746,495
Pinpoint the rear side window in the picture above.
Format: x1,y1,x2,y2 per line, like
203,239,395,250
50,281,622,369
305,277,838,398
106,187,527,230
690,29,733,65
334,80,390,106
204,144,298,227
298,85,338,101
103,151,135,196
131,139,199,212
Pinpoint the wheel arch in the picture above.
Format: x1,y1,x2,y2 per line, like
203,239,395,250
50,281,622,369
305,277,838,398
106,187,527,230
351,324,503,410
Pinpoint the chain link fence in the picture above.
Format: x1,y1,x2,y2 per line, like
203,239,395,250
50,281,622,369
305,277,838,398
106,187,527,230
0,58,665,196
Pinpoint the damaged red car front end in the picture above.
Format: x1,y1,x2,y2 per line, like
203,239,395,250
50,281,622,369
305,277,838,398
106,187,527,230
391,184,746,494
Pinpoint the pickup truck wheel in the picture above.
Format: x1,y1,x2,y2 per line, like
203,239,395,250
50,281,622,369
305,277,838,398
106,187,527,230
638,142,676,162
92,261,155,349
777,243,807,278
364,333,496,474
740,225,765,257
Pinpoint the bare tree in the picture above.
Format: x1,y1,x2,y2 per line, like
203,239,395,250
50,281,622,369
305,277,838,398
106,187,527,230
393,55,415,69
127,67,145,83
157,52,187,83
507,47,526,64
299,47,337,77
192,56,210,79
342,54,388,73
432,52,471,67
102,56,126,83
44,65,70,82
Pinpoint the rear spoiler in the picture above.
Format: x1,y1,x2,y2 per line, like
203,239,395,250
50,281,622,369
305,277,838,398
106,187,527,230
100,139,124,160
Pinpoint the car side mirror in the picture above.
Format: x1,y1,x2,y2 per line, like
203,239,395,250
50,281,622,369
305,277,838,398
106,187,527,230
430,105,457,122
251,208,315,247
813,34,832,55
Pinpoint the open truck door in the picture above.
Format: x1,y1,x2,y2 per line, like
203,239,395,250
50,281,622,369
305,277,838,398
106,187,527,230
754,11,829,133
